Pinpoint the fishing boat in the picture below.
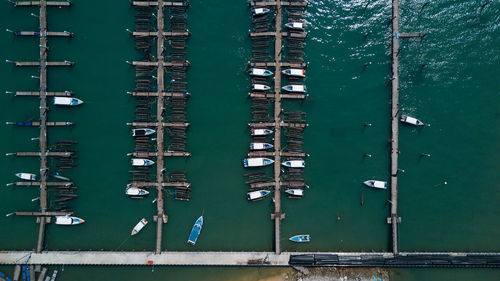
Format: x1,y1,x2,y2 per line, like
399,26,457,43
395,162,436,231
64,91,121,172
282,160,305,168
251,128,273,136
250,142,273,150
54,215,85,225
247,190,271,201
244,157,274,167
289,234,310,243
132,128,155,137
125,187,149,197
285,22,305,30
285,189,304,197
363,180,387,190
282,68,306,78
252,7,270,16
131,158,155,167
249,68,273,77
53,97,84,106
400,115,424,126
187,216,203,245
15,173,36,181
252,84,271,91
131,218,148,235
282,84,306,93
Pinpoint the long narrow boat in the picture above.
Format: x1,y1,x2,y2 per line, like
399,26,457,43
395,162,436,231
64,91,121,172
244,157,274,167
363,180,387,190
282,84,307,93
285,22,305,31
285,189,304,197
252,7,270,16
252,84,271,91
187,216,203,245
282,68,306,78
125,187,149,197
289,234,310,243
282,160,305,168
131,158,155,167
400,115,424,126
250,142,273,150
53,97,83,106
132,128,155,137
247,190,271,201
249,68,273,77
131,218,148,235
54,215,85,225
15,173,36,181
251,128,273,136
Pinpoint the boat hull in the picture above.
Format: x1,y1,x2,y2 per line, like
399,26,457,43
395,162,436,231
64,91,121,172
187,216,203,245
131,218,148,235
289,235,310,243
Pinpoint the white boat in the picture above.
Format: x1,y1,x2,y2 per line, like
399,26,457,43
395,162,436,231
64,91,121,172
285,189,304,197
282,160,305,168
247,190,271,201
131,158,155,167
54,215,85,225
15,173,36,181
282,84,306,93
282,68,306,78
252,84,271,91
252,7,270,16
400,115,424,126
249,68,273,77
132,128,155,137
285,22,305,31
243,157,274,167
250,142,273,150
53,97,83,106
125,187,149,197
251,128,273,136
131,218,148,235
363,180,387,190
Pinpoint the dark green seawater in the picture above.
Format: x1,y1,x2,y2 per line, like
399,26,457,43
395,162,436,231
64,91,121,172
0,0,499,280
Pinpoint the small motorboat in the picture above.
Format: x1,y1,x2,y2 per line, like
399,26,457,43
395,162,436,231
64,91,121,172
131,218,148,236
187,215,203,245
250,142,273,150
252,84,271,91
282,68,306,78
251,128,273,136
285,189,304,197
132,128,155,137
252,7,270,16
247,190,271,201
126,187,149,197
54,215,85,225
282,160,305,168
400,115,424,126
285,22,305,31
363,180,387,190
15,173,36,181
244,157,274,167
282,84,306,93
249,68,273,77
131,158,155,167
289,234,310,243
53,97,83,106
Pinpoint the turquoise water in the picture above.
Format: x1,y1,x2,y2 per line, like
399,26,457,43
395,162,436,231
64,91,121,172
1,0,499,279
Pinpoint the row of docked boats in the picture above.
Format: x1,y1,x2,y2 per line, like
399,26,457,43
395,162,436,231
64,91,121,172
252,83,307,93
249,68,306,78
243,158,305,168
247,188,304,201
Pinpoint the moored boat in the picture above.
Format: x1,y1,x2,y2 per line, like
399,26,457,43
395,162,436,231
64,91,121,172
55,215,85,225
125,187,149,197
363,180,387,190
282,160,305,168
282,84,306,93
289,234,310,243
285,189,304,197
187,215,203,245
15,173,36,181
247,190,271,201
251,128,273,136
53,97,83,106
252,7,270,16
252,84,271,91
249,68,273,77
400,115,424,126
282,68,306,78
131,158,155,167
250,142,273,150
132,128,155,137
131,218,148,235
244,157,274,167
285,22,305,30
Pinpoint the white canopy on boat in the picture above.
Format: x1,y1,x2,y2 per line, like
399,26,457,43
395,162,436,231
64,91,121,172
248,190,267,200
404,116,420,125
253,84,269,90
373,181,386,188
289,69,304,76
291,22,303,29
247,158,265,167
252,68,266,75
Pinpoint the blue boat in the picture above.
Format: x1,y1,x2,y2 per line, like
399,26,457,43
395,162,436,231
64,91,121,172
187,215,203,245
289,234,310,243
